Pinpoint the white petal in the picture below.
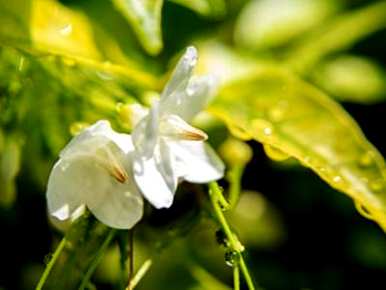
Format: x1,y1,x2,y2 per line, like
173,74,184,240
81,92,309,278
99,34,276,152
161,75,217,122
133,142,177,209
61,120,133,158
86,174,144,229
128,103,149,128
132,101,159,158
46,158,90,221
47,156,143,229
160,114,208,141
161,46,197,100
167,140,225,183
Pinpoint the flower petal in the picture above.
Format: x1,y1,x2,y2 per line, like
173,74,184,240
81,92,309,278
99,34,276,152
46,158,90,221
47,155,143,229
133,142,177,209
132,101,159,158
161,46,197,101
160,114,208,141
86,170,144,229
161,75,217,122
61,120,133,158
167,140,225,183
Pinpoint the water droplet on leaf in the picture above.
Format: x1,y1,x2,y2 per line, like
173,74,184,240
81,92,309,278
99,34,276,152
59,24,72,36
370,179,384,192
263,144,290,161
252,119,274,138
358,151,374,167
333,175,342,183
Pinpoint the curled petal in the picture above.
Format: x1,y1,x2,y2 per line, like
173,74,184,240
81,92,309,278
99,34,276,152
162,75,217,121
167,140,225,183
47,156,143,229
133,142,177,209
161,46,197,101
46,158,92,221
160,114,208,141
60,120,134,159
132,101,159,158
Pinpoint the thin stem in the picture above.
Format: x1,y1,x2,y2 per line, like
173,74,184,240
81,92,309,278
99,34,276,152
228,165,244,210
209,181,257,290
209,182,243,252
233,263,240,290
239,257,255,290
36,237,67,290
126,259,153,290
128,229,134,283
78,228,116,290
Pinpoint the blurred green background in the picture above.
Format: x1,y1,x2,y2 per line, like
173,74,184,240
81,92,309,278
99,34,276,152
1,0,386,289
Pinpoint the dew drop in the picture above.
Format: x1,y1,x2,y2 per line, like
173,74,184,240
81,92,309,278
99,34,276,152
186,87,195,96
333,175,342,183
62,57,76,67
268,107,284,122
303,156,312,164
59,24,72,36
225,250,240,267
263,127,272,136
96,71,113,81
252,119,274,138
18,56,25,72
263,144,290,161
228,124,252,140
369,179,384,192
358,151,374,168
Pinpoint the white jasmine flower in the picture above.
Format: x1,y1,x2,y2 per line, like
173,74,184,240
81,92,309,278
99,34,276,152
46,120,143,229
131,46,225,209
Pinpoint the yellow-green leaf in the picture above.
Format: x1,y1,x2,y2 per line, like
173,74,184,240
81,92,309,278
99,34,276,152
209,68,386,231
312,55,386,104
234,0,337,50
0,0,158,88
111,0,163,55
286,1,386,74
170,0,226,18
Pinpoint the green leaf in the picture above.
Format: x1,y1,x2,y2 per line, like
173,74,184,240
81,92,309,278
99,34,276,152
170,0,226,18
312,55,386,104
209,68,386,231
111,0,163,55
234,0,337,50
0,0,159,88
285,1,386,74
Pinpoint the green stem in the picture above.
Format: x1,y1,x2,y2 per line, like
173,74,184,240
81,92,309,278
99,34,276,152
78,228,116,290
239,257,255,290
233,263,240,290
208,182,257,290
228,165,244,210
36,237,67,290
126,259,153,290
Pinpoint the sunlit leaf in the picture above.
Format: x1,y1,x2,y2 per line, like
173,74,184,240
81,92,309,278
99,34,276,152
234,0,337,50
286,1,386,74
312,55,386,104
0,0,158,88
170,0,226,18
111,0,163,55
208,68,386,231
